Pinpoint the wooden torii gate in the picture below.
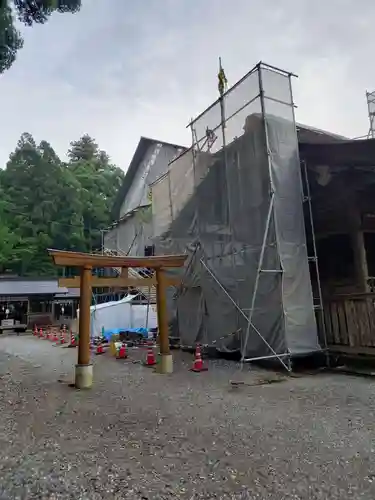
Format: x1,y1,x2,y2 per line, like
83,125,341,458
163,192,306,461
48,249,187,389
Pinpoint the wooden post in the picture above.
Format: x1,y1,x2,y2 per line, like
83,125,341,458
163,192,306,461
354,230,369,292
51,300,55,324
350,197,369,293
75,265,93,388
155,268,172,373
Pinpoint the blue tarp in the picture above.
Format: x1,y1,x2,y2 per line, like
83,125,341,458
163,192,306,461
101,327,149,341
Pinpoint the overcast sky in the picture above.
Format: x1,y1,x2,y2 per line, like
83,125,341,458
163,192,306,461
0,0,374,170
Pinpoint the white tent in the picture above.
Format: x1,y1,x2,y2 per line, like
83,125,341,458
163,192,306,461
78,295,158,339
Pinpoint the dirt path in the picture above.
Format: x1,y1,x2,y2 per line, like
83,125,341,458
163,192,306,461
0,335,374,499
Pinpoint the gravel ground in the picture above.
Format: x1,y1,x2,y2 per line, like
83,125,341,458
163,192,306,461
0,335,375,499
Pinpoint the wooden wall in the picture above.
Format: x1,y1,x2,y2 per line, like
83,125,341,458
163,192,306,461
323,295,375,351
308,166,375,353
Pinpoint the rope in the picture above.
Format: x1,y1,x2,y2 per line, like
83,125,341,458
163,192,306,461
180,328,241,350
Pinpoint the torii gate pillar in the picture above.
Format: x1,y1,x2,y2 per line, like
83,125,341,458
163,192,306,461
155,269,172,374
75,265,93,389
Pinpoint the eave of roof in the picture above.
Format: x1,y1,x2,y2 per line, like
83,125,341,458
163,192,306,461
111,136,186,221
0,278,69,296
299,137,375,168
296,122,348,142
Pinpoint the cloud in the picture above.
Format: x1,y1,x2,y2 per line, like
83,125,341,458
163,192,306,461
0,0,374,169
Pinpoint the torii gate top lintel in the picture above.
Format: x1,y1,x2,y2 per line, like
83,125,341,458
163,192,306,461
47,249,187,269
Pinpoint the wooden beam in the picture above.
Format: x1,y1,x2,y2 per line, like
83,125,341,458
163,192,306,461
156,269,170,357
76,265,92,389
59,276,156,289
78,266,92,366
59,275,181,289
48,249,187,269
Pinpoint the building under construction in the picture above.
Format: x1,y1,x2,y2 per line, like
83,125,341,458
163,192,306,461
105,62,375,369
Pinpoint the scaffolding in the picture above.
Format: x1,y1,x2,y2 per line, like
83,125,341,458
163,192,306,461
151,62,321,369
367,90,375,139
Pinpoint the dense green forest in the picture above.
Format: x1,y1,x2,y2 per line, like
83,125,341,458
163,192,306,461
0,133,124,276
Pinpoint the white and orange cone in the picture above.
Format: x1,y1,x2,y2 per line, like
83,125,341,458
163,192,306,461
96,343,104,355
44,327,50,340
144,346,156,366
190,345,208,372
52,328,59,342
70,329,76,347
117,344,127,359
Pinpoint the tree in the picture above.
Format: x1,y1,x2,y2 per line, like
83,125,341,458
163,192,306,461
2,133,85,275
0,0,81,74
0,3,23,73
0,177,17,273
68,134,99,163
67,135,124,252
0,132,124,276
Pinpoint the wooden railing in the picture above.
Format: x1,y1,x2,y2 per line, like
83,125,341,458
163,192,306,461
323,293,375,350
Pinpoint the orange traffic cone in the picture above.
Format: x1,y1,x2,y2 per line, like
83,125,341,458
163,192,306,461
33,325,38,336
96,343,104,355
39,328,44,338
46,327,51,340
52,329,59,342
190,345,207,372
70,330,76,347
144,346,156,366
60,329,65,344
117,344,127,359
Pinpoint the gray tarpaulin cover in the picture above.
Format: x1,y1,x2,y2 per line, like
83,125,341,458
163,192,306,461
151,64,320,359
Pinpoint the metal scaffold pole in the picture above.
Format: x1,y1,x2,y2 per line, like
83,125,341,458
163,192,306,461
301,159,328,359
238,194,290,372
239,63,290,372
217,58,242,340
366,91,375,139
